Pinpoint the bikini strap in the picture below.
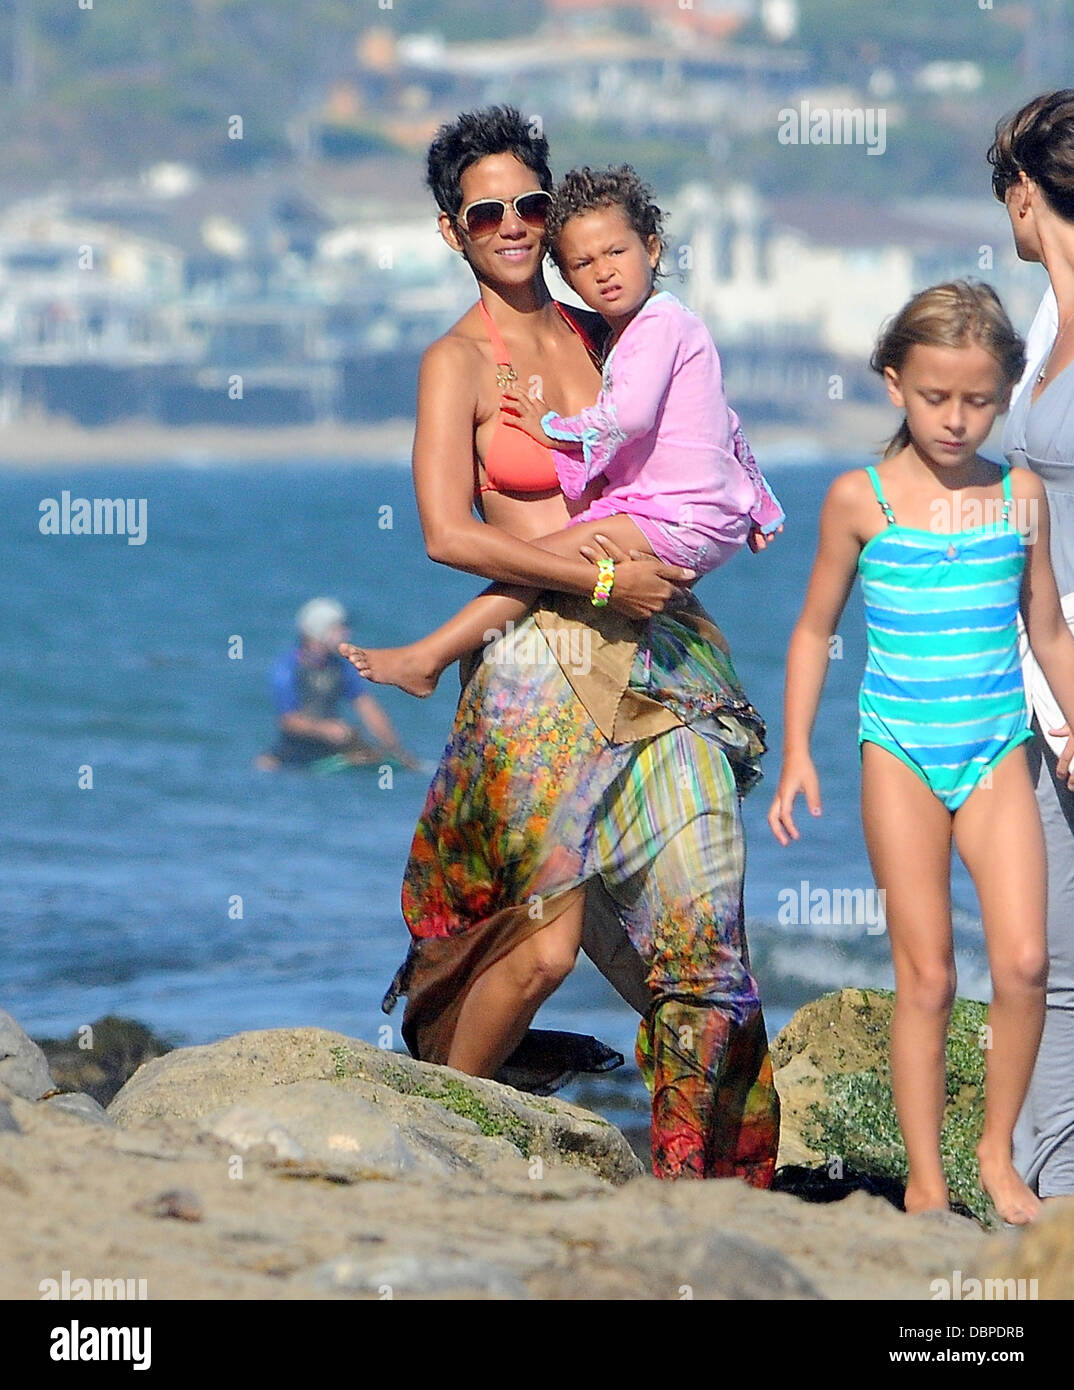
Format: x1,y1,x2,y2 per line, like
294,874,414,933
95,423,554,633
866,465,897,525
555,301,606,372
479,297,604,372
554,300,590,349
477,299,511,367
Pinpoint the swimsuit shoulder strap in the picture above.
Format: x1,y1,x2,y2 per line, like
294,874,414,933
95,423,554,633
866,465,897,525
480,298,604,371
476,298,510,366
554,300,607,373
554,300,590,348
1000,462,1015,525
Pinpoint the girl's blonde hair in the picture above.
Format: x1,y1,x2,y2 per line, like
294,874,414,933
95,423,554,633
870,280,1026,458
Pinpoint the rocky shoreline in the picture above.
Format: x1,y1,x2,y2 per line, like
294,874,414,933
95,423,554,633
2,994,1071,1300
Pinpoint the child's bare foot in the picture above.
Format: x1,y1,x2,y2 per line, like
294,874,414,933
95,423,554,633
338,641,440,698
903,1180,950,1215
977,1148,1042,1225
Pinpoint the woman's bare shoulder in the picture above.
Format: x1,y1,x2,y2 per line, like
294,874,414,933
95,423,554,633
420,308,488,379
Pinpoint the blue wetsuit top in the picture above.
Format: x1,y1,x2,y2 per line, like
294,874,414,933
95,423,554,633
272,647,368,720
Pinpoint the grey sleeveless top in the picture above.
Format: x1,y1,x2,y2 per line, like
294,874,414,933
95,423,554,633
1004,350,1074,594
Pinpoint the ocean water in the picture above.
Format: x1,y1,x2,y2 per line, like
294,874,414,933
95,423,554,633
0,461,992,1128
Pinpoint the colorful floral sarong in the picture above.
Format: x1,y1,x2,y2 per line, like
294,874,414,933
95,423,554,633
386,591,780,1184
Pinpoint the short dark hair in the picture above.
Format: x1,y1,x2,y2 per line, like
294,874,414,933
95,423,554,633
545,165,666,274
988,89,1074,220
426,105,552,218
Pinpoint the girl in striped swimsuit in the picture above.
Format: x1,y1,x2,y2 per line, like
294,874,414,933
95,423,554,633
769,281,1074,1226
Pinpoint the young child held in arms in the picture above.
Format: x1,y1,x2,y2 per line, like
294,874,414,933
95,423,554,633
341,165,784,696
769,280,1074,1225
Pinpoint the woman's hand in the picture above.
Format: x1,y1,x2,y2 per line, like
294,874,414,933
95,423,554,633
499,386,553,445
767,756,822,846
747,523,784,554
578,532,694,619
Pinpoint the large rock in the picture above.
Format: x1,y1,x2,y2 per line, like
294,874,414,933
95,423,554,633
43,1093,114,1127
203,1083,464,1179
109,1027,642,1185
772,988,991,1223
0,1008,996,1301
0,1010,56,1102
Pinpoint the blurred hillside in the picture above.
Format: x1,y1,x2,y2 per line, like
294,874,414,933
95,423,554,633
0,0,1068,194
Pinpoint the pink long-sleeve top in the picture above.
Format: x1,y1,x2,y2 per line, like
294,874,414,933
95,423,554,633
540,290,780,570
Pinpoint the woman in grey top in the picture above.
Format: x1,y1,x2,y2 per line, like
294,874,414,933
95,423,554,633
992,89,1074,1198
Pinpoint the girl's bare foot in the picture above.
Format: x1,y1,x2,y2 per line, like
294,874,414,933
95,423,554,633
338,641,440,698
903,1180,950,1215
977,1147,1043,1225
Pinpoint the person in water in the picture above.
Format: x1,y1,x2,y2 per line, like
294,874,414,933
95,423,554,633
340,165,783,697
367,106,781,1183
768,281,1074,1225
255,597,418,771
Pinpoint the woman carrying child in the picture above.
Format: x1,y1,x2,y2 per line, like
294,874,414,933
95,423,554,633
346,163,782,702
351,108,783,1182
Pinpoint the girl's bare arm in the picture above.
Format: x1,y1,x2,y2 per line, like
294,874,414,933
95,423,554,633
768,472,867,844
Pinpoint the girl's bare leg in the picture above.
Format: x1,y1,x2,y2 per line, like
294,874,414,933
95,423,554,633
446,892,585,1076
340,514,652,696
861,743,956,1214
952,748,1046,1225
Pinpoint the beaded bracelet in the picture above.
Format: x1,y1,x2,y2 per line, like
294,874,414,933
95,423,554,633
591,557,615,607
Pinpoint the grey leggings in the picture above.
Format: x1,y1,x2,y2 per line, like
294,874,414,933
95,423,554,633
1014,723,1074,1197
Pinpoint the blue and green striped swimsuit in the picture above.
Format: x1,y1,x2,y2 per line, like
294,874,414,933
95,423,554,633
858,464,1032,811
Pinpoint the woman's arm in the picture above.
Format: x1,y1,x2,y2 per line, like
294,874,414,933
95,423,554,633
411,335,692,618
1018,472,1074,782
768,472,866,844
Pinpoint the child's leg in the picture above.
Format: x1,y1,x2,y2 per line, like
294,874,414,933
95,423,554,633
860,743,956,1213
446,890,586,1076
341,514,652,696
952,748,1047,1224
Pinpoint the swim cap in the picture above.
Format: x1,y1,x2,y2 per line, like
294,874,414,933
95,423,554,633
296,597,347,642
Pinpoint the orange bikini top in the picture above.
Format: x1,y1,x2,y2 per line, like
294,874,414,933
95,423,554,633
475,299,599,497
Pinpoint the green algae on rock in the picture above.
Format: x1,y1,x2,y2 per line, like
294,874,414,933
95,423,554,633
327,1042,576,1161
772,988,993,1224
